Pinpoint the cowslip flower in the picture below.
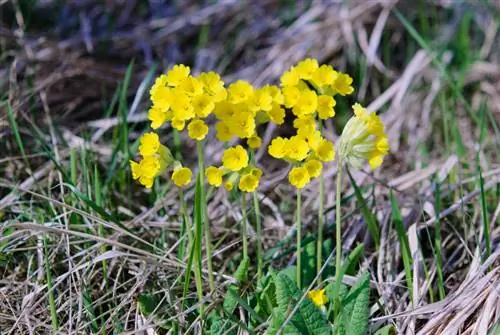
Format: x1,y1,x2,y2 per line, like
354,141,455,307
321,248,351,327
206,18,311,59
171,166,192,187
247,135,262,149
288,166,310,189
305,159,323,178
338,103,389,169
222,145,249,172
238,173,260,192
205,166,223,187
308,289,328,308
130,155,167,189
187,119,209,141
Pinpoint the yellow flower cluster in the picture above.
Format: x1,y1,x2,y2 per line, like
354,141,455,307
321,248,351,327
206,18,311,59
205,145,263,193
308,288,328,308
268,59,354,189
129,132,192,188
338,103,389,170
148,64,226,140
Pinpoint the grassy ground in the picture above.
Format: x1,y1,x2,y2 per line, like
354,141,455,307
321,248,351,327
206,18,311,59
1,1,499,334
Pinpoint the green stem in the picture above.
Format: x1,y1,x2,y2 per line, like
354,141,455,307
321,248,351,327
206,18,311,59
43,236,59,331
252,191,262,280
197,141,215,293
317,172,325,275
241,194,249,260
296,188,302,287
333,161,344,318
180,190,204,315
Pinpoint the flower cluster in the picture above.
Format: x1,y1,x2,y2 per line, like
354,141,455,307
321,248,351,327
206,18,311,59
205,145,263,193
129,132,192,188
267,59,353,189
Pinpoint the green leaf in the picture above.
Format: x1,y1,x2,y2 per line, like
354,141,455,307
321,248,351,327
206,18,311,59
274,273,331,334
210,314,237,335
374,325,396,335
265,308,301,335
223,257,250,315
338,273,371,335
302,236,316,286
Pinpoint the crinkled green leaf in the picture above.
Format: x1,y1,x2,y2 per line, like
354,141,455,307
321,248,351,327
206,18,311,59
338,273,371,335
266,308,301,335
275,273,331,334
210,314,236,335
223,257,250,315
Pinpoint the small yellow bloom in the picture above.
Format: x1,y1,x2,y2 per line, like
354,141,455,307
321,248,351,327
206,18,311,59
199,71,226,101
249,87,273,112
307,131,322,151
228,112,255,139
280,67,300,87
292,90,317,117
193,94,215,118
171,92,195,121
268,137,289,159
215,122,233,142
228,80,254,104
222,145,249,172
179,76,203,97
130,155,167,188
171,167,192,187
295,58,319,80
264,85,284,104
247,135,262,149
187,119,209,141
267,103,286,125
311,65,337,89
205,166,223,187
317,95,336,120
165,64,190,87
224,181,234,191
305,159,323,178
171,118,186,131
316,139,335,162
286,136,310,162
148,106,170,129
238,173,259,192
283,86,301,108
333,73,354,96
288,166,311,189
150,85,172,111
294,117,316,138
130,160,141,180
250,167,263,178
139,132,160,157
308,289,328,308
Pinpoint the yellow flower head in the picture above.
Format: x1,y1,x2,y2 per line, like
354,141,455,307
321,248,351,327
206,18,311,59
307,131,322,151
316,139,335,162
172,118,186,131
171,91,195,121
264,85,284,104
280,67,300,87
294,117,316,138
228,112,255,139
228,80,254,104
311,65,337,89
338,103,389,170
305,159,323,178
199,71,226,101
288,166,311,189
139,132,160,157
187,119,209,141
171,166,192,187
250,167,263,178
130,155,167,188
247,135,262,149
286,136,310,162
150,84,172,112
224,180,234,192
333,73,354,96
149,106,170,129
205,166,223,187
249,87,273,112
193,94,215,118
283,86,301,108
238,173,259,192
268,137,289,159
179,76,203,97
215,121,233,142
317,95,336,120
292,90,318,117
308,289,328,308
267,103,286,125
295,58,319,80
222,145,249,172
165,64,190,87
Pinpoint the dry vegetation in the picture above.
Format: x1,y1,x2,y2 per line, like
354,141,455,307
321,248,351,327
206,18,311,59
0,0,499,334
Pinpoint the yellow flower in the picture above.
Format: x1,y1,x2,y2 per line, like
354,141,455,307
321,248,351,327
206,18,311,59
139,132,160,157
250,167,263,178
333,73,354,96
280,67,300,87
316,139,335,162
307,131,322,151
294,117,316,138
247,135,262,149
179,76,203,97
228,112,255,139
264,85,284,104
338,104,389,170
172,167,192,187
286,136,310,162
288,166,310,189
222,145,249,171
148,106,170,129
187,119,209,141
308,289,328,308
150,85,172,111
130,155,167,188
283,86,301,108
193,94,215,118
199,71,227,101
267,104,286,125
311,65,337,89
130,160,141,180
228,80,254,104
295,58,319,80
150,74,168,100
292,90,317,117
317,95,336,120
224,181,234,191
249,87,273,112
171,119,186,131
165,64,190,87
268,137,289,159
215,122,233,142
171,91,195,121
205,166,223,187
305,159,322,178
238,173,259,192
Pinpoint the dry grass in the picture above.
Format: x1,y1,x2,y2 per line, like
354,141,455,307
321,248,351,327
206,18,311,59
1,0,499,334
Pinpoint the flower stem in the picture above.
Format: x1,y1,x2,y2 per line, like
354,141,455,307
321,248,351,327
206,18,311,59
180,189,204,315
197,141,215,293
241,194,249,260
296,188,302,287
252,191,262,280
333,160,344,318
317,172,325,275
